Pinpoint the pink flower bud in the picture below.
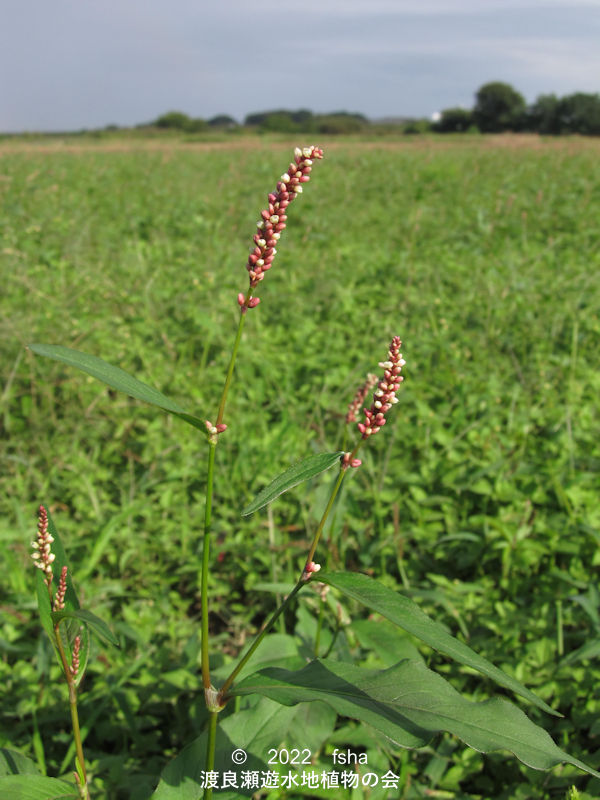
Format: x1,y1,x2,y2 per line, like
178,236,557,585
237,293,246,306
248,297,260,308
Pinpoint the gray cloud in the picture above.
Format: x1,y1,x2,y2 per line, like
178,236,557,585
1,0,598,131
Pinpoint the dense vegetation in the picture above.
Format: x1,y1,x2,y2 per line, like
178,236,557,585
148,82,600,136
1,135,600,799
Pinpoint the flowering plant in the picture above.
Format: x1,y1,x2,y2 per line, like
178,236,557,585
17,146,599,799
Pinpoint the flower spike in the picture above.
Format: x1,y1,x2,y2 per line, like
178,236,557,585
346,373,378,423
239,145,323,312
31,505,55,587
357,337,405,439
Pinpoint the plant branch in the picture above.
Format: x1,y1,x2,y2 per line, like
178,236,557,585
201,441,217,690
218,580,305,701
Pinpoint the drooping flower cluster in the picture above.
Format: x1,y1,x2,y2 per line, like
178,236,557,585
237,146,323,312
358,337,405,439
32,505,55,586
346,373,378,423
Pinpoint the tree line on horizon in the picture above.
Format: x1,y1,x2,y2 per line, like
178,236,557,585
142,82,600,137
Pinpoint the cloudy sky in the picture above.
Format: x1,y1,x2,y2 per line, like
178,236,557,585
1,0,599,132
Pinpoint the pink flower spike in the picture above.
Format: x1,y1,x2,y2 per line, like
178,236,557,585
31,505,55,587
53,565,68,611
359,337,405,440
70,635,81,678
242,146,323,301
346,373,378,423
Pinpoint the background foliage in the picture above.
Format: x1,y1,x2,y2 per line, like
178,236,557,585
1,135,600,798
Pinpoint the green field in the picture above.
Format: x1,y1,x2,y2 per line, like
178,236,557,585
2,134,600,799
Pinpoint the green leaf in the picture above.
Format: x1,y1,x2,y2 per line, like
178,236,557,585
52,609,119,647
318,571,557,716
242,452,344,516
232,659,600,777
28,343,206,432
0,749,41,776
0,775,78,799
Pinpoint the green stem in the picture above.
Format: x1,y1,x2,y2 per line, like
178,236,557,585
314,601,324,657
203,711,219,800
321,621,341,659
201,441,217,690
54,626,89,799
219,581,305,701
201,308,246,687
219,441,364,699
305,441,363,566
199,308,248,782
216,310,246,427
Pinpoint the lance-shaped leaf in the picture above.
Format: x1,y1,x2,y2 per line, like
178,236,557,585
0,775,78,799
242,452,344,516
318,571,557,716
52,609,119,648
28,344,206,432
231,659,600,777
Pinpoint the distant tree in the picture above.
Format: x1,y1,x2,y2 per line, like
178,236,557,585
557,93,600,135
526,94,560,134
314,113,367,134
433,107,473,133
153,111,206,132
403,119,432,135
186,117,207,133
473,82,526,132
244,109,313,128
260,112,298,132
154,111,192,130
291,109,313,126
208,114,238,128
